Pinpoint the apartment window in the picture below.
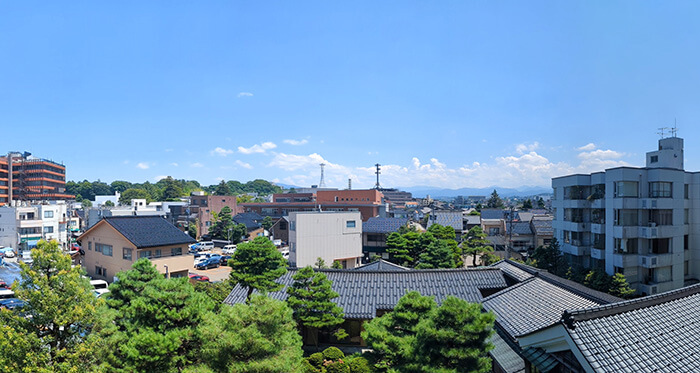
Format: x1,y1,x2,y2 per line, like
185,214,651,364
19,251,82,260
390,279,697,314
123,248,133,261
489,227,500,236
172,247,182,256
563,230,571,244
593,233,606,250
346,220,356,228
615,238,637,254
279,221,287,230
44,210,54,218
685,184,690,199
96,244,113,257
651,238,671,254
43,226,54,234
88,242,92,251
685,261,689,276
685,235,689,251
591,209,605,224
206,221,211,227
614,181,638,198
614,209,638,226
650,155,658,163
649,182,672,198
648,210,673,226
139,250,152,259
614,266,624,274
685,209,689,225
154,249,162,258
564,186,589,200
95,266,106,277
290,221,296,231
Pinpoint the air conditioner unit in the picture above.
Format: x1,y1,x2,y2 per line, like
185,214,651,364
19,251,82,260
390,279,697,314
649,222,657,227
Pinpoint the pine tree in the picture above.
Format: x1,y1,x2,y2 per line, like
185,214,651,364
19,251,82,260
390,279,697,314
486,189,504,209
609,273,635,299
463,226,493,266
214,180,230,195
386,232,410,265
417,240,456,269
286,266,346,348
229,237,288,300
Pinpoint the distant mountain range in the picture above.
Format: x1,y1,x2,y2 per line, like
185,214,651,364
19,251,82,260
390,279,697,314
273,182,552,199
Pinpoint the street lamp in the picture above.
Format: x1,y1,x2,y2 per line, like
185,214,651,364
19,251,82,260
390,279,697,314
227,227,232,244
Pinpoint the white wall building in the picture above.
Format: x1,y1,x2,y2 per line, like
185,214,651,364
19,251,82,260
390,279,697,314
0,201,69,252
288,211,362,269
552,135,695,295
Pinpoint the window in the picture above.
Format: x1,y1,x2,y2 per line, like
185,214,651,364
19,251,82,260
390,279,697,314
614,266,624,274
44,210,54,218
279,221,287,230
346,220,356,228
96,244,113,256
290,221,296,231
651,238,671,254
88,241,92,251
685,184,690,199
615,181,638,198
489,227,500,236
685,261,689,276
172,247,182,256
123,248,132,261
685,235,689,251
615,238,637,254
614,209,638,226
650,155,658,163
648,209,673,226
685,209,689,225
206,221,211,227
95,266,104,277
649,182,672,198
154,249,162,258
43,226,54,234
139,250,152,259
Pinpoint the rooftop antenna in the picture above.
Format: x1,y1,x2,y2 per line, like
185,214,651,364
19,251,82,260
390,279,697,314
671,119,678,137
348,178,352,190
657,127,669,139
374,163,381,189
319,163,326,188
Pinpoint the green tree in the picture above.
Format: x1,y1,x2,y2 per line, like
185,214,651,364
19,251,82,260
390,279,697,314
386,232,410,265
229,237,288,300
315,257,327,269
101,259,214,372
0,240,103,372
110,180,133,193
262,216,274,231
531,238,565,276
81,199,93,208
160,176,184,201
208,206,234,240
187,222,197,239
197,295,303,372
119,188,152,205
468,210,480,216
104,200,115,207
237,194,254,204
214,180,231,196
331,260,343,269
583,270,612,293
417,240,456,269
486,189,504,209
463,226,493,266
609,273,635,299
522,199,533,209
537,197,545,208
286,266,346,348
413,297,495,373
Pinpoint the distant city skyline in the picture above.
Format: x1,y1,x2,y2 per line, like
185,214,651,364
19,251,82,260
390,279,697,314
2,2,699,189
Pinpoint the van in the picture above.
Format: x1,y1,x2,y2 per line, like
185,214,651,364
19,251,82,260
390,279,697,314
90,280,109,290
197,241,215,251
0,289,15,300
222,244,237,255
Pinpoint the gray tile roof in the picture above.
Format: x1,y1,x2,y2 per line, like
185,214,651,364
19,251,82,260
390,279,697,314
481,209,520,220
429,211,463,231
233,212,263,230
561,284,700,373
224,268,508,319
490,330,526,373
102,216,196,249
507,222,533,235
353,259,409,271
465,215,481,225
530,219,553,235
490,260,534,283
362,217,409,234
483,278,601,339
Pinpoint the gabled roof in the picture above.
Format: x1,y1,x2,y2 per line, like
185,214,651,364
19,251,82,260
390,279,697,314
559,284,700,372
480,209,519,220
82,216,196,249
362,217,409,234
507,221,533,235
233,212,264,230
224,267,508,319
530,218,553,236
464,215,481,225
490,329,526,373
490,260,534,283
353,259,409,271
483,278,601,339
429,211,463,231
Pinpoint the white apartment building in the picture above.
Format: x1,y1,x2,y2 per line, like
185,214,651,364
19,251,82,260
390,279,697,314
0,201,69,252
288,211,363,269
552,135,695,295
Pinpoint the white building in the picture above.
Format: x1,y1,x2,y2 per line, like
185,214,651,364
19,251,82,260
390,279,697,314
0,201,69,251
552,135,694,295
288,211,362,269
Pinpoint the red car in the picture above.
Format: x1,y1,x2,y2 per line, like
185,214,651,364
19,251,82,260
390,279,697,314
188,273,210,282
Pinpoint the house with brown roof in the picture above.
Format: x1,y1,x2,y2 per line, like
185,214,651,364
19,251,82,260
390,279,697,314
78,216,196,281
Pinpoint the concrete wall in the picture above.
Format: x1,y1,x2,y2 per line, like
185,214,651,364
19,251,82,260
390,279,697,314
289,211,362,268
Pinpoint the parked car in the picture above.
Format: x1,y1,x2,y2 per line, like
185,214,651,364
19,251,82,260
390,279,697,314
194,258,220,270
0,247,15,258
196,241,215,251
188,273,210,282
219,255,232,265
0,278,7,289
70,243,81,250
0,298,26,310
93,289,110,298
222,244,237,255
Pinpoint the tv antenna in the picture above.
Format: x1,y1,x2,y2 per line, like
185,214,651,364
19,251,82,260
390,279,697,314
319,163,326,188
657,127,669,139
671,119,678,137
374,163,382,189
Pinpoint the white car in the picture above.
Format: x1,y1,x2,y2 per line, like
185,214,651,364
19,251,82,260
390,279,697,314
0,248,15,258
222,245,237,255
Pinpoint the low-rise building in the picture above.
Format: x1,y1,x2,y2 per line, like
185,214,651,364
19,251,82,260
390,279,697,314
0,201,70,251
362,217,409,260
78,216,195,281
288,211,363,268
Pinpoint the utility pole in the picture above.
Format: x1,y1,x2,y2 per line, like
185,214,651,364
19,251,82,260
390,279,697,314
374,163,381,189
506,205,514,260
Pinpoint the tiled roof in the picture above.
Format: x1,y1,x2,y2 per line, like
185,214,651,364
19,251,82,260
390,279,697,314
490,260,534,283
517,212,533,222
429,211,463,231
490,330,526,373
483,278,601,338
507,222,532,235
481,209,520,220
464,215,481,225
530,219,553,235
102,216,196,249
224,268,508,319
561,284,700,372
362,217,409,234
353,259,409,271
233,212,263,230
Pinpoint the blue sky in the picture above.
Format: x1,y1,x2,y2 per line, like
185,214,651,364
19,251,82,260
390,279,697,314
2,1,700,189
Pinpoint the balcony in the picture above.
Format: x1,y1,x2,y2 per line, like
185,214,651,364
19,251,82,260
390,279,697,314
637,225,680,239
638,198,675,210
612,253,639,268
562,242,590,256
639,253,674,268
590,248,605,260
639,280,675,295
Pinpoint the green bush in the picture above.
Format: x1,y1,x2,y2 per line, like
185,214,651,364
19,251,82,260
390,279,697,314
347,356,370,373
307,352,325,369
301,359,321,373
322,347,345,361
325,361,350,373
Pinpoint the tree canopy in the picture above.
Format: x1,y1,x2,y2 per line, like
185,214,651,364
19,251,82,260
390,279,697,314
463,226,493,266
486,189,504,209
386,224,462,269
229,237,288,300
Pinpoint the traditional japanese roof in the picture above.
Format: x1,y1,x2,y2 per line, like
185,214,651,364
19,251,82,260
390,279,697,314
490,260,534,283
559,284,700,372
224,267,508,319
353,259,409,271
84,216,196,249
429,211,463,231
480,209,520,220
233,212,264,230
490,330,526,373
530,218,553,236
464,215,481,225
507,222,533,235
517,212,533,222
362,217,409,234
483,278,601,339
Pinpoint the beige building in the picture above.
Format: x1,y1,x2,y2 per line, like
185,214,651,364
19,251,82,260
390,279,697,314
78,216,196,281
288,211,362,269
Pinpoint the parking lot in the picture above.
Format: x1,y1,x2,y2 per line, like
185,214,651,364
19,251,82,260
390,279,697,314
0,257,22,286
190,263,231,282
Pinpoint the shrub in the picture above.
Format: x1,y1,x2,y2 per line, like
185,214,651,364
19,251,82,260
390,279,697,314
322,347,345,361
325,360,350,373
347,356,371,373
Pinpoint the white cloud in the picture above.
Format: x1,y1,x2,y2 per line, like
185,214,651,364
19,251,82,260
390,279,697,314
211,147,234,157
122,160,130,165
191,162,204,168
237,92,253,98
283,139,309,146
236,160,253,169
516,142,540,154
577,143,597,151
238,142,277,154
136,162,149,170
170,162,179,167
164,148,174,152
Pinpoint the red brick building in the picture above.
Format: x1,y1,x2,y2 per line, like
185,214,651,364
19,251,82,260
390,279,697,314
188,194,241,239
0,152,73,206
